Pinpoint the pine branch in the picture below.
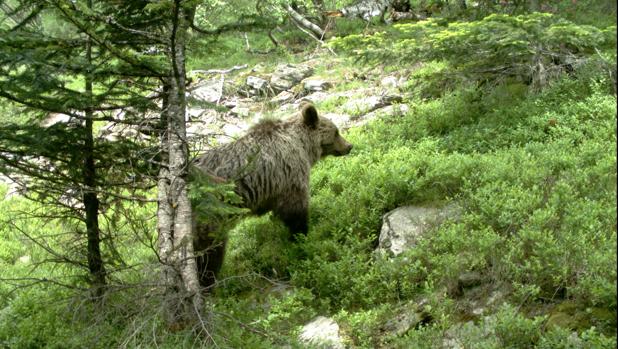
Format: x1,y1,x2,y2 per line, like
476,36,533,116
190,18,278,36
7,4,43,32
51,0,165,78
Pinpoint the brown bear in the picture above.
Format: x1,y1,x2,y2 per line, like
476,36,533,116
192,102,353,288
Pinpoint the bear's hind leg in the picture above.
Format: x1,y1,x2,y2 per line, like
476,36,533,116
194,224,227,290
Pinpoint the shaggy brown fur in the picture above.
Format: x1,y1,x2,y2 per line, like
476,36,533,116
193,103,353,288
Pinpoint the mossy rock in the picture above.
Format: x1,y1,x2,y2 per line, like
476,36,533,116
546,311,580,330
547,302,589,330
546,301,616,336
588,307,617,336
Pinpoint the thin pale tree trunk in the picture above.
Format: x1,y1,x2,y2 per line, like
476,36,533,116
285,4,325,39
157,0,203,327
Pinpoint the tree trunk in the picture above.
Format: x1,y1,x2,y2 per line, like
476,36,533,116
83,0,106,298
157,0,203,327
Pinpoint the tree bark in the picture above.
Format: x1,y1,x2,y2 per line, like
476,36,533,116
157,0,203,327
83,0,106,298
285,4,325,39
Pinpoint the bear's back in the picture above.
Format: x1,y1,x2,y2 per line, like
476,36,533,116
194,118,313,212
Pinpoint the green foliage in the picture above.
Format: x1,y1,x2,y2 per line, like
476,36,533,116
403,61,463,99
0,196,27,266
189,169,248,226
494,304,545,347
557,0,617,27
291,231,392,308
220,215,301,288
210,73,615,336
330,13,617,91
261,69,614,342
394,304,616,348
336,304,392,348
1,2,617,347
187,33,288,71
0,287,127,349
258,287,317,333
538,326,618,349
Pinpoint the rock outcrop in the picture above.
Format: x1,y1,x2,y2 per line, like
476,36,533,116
378,204,461,256
299,316,345,349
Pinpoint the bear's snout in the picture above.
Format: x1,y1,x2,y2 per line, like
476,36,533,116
335,141,353,156
342,143,353,155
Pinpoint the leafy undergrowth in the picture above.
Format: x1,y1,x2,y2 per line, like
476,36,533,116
1,13,617,349
217,73,616,347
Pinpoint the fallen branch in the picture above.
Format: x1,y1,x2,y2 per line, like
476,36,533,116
267,28,279,47
190,19,278,36
290,19,337,56
241,32,277,55
291,19,321,42
285,4,325,39
189,64,248,76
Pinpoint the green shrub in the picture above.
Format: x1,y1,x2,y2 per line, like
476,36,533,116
330,13,617,91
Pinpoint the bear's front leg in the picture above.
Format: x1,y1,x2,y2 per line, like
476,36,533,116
275,188,309,239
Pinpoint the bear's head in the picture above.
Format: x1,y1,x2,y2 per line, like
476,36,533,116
301,102,353,157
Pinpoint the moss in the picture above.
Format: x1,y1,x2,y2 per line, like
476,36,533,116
546,301,617,336
589,307,618,336
547,311,580,330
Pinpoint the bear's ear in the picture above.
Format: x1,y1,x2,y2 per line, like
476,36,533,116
301,103,319,129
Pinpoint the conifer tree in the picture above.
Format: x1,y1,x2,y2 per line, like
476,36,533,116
0,1,202,320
